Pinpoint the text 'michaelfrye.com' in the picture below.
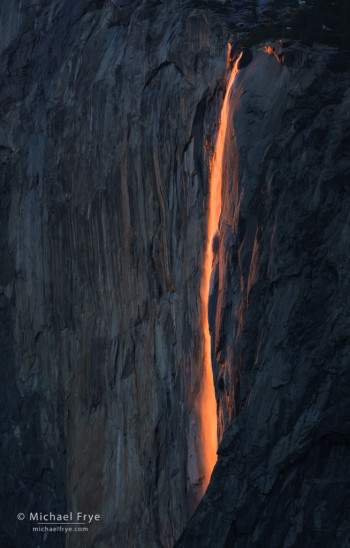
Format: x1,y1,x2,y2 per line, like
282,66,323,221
17,511,101,534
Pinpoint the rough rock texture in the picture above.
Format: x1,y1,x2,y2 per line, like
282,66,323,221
0,1,231,547
177,42,350,547
1,1,350,548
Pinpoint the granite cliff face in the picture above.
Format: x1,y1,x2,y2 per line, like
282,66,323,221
1,2,229,546
1,1,350,547
178,42,350,548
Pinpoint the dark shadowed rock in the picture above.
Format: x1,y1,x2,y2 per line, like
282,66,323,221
0,2,230,546
279,48,299,67
238,47,253,69
212,232,220,255
1,0,350,547
176,41,350,548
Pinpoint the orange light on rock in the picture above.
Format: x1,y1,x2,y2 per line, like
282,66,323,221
264,45,280,63
197,47,242,493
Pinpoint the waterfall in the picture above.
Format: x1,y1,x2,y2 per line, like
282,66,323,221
197,47,243,493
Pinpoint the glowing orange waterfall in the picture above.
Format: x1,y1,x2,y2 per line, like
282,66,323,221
198,46,242,492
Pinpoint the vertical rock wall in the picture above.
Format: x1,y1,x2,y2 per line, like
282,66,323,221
2,1,350,547
0,1,229,546
178,43,350,547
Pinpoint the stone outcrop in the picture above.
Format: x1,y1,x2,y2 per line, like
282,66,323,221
177,41,350,548
0,1,229,546
1,1,350,548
